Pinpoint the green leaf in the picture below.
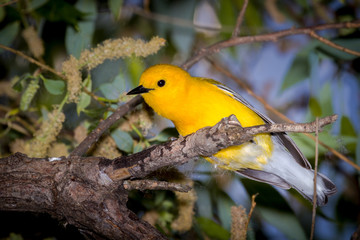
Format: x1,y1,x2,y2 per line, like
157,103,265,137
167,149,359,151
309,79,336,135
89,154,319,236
309,97,322,117
195,187,213,219
153,0,195,57
154,191,166,206
356,135,360,166
42,78,65,95
340,115,356,137
99,74,125,100
318,83,333,117
65,21,94,58
65,0,97,58
0,21,20,53
28,0,48,10
82,107,107,119
341,135,358,153
0,6,5,22
36,0,86,27
133,143,143,153
258,207,307,240
316,38,360,61
169,1,196,57
149,127,178,142
12,74,32,92
243,1,262,33
340,116,357,152
289,131,340,159
77,76,92,115
99,83,115,99
241,178,293,211
295,0,309,8
216,191,234,230
111,129,133,153
125,57,145,88
7,232,23,240
108,0,123,20
317,130,340,151
218,0,235,39
196,217,231,240
281,53,310,90
281,41,320,91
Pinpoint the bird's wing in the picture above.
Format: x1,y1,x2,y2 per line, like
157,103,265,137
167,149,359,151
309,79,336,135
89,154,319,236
214,83,312,169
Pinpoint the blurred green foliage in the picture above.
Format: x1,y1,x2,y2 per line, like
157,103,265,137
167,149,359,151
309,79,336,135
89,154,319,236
0,0,359,239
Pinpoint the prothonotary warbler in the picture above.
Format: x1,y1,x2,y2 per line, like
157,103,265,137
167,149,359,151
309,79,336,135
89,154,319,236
127,64,336,206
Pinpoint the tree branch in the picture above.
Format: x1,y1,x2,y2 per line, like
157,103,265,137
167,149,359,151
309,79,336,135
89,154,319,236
182,20,360,69
309,30,360,56
0,153,166,240
103,114,338,181
0,114,337,239
123,180,192,192
232,0,249,38
0,43,63,77
69,95,143,157
310,117,319,240
207,59,360,171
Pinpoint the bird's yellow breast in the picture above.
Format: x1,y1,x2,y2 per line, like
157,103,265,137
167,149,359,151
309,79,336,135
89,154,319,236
140,66,273,170
168,78,273,170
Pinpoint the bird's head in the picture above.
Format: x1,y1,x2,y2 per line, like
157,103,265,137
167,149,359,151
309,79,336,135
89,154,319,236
127,64,190,117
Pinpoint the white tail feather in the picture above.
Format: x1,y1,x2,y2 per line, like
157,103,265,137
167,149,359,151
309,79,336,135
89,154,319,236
262,136,336,206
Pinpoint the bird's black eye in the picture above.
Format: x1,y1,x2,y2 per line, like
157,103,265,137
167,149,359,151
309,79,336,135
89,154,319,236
157,79,166,87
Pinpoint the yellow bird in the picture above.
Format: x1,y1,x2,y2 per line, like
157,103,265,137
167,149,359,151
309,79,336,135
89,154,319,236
127,64,336,206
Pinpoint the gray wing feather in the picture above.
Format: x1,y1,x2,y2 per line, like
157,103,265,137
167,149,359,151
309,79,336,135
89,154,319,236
237,169,291,189
216,84,311,169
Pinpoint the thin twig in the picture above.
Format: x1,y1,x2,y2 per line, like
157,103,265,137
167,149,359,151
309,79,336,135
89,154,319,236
0,44,63,77
0,45,120,113
1,43,123,110
309,30,360,57
304,133,360,170
130,6,234,33
0,0,17,7
209,59,288,120
209,60,360,171
232,0,249,38
69,95,143,157
310,117,319,240
245,193,258,231
82,88,108,107
182,20,360,69
123,180,191,192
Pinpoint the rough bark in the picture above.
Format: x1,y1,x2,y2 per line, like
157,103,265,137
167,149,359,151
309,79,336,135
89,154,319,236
0,114,337,239
0,153,165,240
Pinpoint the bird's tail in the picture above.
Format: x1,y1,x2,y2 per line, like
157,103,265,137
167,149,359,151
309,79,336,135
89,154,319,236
237,136,337,206
238,167,336,206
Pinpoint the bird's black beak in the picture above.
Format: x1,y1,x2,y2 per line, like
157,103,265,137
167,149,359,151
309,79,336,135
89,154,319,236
127,85,153,95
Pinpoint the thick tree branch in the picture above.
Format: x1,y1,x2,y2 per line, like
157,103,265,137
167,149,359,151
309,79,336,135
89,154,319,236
103,114,338,181
0,114,337,239
0,153,166,240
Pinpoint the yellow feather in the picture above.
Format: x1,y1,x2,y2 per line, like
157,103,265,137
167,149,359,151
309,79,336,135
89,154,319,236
137,64,273,170
128,64,337,206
